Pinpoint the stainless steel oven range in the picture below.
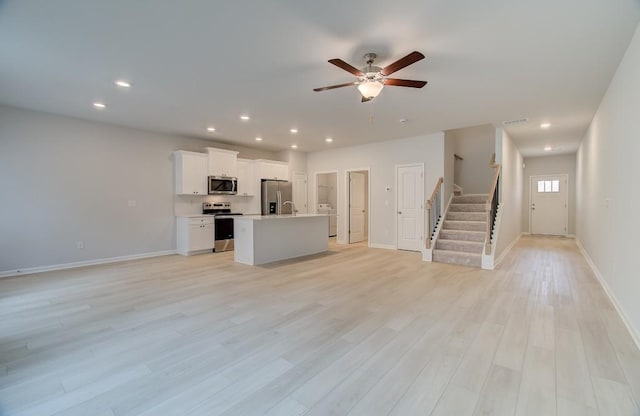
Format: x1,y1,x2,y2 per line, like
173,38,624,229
202,202,243,252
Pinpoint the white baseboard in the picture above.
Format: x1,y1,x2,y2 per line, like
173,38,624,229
369,243,396,250
0,250,177,278
575,239,640,351
493,232,523,268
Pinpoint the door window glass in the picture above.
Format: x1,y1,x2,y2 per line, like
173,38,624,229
537,180,560,193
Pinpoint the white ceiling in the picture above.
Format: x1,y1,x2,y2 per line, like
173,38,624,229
1,0,638,157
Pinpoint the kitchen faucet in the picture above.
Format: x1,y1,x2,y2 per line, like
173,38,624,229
282,201,297,216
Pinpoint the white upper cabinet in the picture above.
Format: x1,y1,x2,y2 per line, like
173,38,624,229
206,147,238,177
174,151,208,195
236,158,255,196
255,159,289,181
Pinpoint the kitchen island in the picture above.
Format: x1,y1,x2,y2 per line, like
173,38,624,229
234,214,329,265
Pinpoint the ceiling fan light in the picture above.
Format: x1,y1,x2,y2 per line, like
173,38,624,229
357,81,384,98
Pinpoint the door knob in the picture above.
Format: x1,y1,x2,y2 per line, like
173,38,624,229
398,211,402,214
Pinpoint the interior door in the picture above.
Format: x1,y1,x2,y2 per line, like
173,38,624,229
397,165,424,251
293,172,308,214
349,172,366,243
530,175,568,235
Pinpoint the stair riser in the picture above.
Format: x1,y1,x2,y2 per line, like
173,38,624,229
443,221,486,232
436,240,483,254
446,212,487,221
449,204,486,212
433,251,481,267
453,195,487,204
439,230,486,242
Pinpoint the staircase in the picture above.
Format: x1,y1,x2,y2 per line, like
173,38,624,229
433,194,488,267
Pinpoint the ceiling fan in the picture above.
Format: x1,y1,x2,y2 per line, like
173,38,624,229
313,51,427,102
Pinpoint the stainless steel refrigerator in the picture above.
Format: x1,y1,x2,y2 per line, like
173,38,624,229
261,179,293,215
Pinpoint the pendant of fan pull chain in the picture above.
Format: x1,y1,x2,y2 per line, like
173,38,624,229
313,51,427,102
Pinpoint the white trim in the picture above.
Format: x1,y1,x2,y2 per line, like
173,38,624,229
345,167,371,245
0,250,177,278
576,239,640,351
493,232,522,268
369,243,396,250
528,173,569,236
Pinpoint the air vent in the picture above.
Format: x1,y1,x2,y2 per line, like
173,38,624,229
502,118,528,126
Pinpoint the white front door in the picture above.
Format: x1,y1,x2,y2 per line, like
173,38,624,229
397,165,424,251
349,172,366,243
530,174,568,235
293,172,308,214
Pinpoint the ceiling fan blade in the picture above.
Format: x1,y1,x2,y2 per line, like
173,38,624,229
380,51,425,76
313,82,357,92
328,59,364,77
361,96,373,103
384,78,428,88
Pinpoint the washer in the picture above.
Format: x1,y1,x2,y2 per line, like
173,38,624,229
318,203,337,237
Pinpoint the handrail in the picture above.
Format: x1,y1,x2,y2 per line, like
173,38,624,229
485,158,501,254
425,177,444,249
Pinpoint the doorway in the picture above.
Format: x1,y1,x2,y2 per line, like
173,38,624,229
347,169,369,244
292,172,308,214
316,172,338,238
529,174,568,236
396,164,424,251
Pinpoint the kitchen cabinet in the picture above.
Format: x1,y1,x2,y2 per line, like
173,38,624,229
174,151,208,195
206,147,238,177
176,216,214,255
236,158,255,196
255,159,289,181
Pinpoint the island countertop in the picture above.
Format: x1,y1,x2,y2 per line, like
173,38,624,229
234,214,329,265
236,213,328,220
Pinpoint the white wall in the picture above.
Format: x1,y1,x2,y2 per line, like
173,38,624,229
576,23,640,342
307,132,445,247
449,124,496,194
443,131,455,208
0,105,279,273
494,128,523,259
278,149,307,180
522,154,576,235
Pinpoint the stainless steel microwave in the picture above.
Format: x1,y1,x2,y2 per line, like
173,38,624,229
208,176,237,195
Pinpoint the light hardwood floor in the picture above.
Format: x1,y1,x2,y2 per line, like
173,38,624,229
1,236,639,415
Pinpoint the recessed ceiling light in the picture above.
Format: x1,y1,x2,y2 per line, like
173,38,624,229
325,137,333,143
206,127,216,132
240,115,250,121
114,80,131,88
544,145,552,151
255,137,263,141
540,123,551,129
291,144,298,149
92,102,106,109
399,118,408,123
290,128,298,134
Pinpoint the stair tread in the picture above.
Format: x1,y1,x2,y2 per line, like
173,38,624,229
444,220,487,224
438,240,483,245
433,249,481,257
440,230,485,234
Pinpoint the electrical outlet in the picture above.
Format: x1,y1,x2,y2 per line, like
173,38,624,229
128,200,137,207
77,241,84,249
